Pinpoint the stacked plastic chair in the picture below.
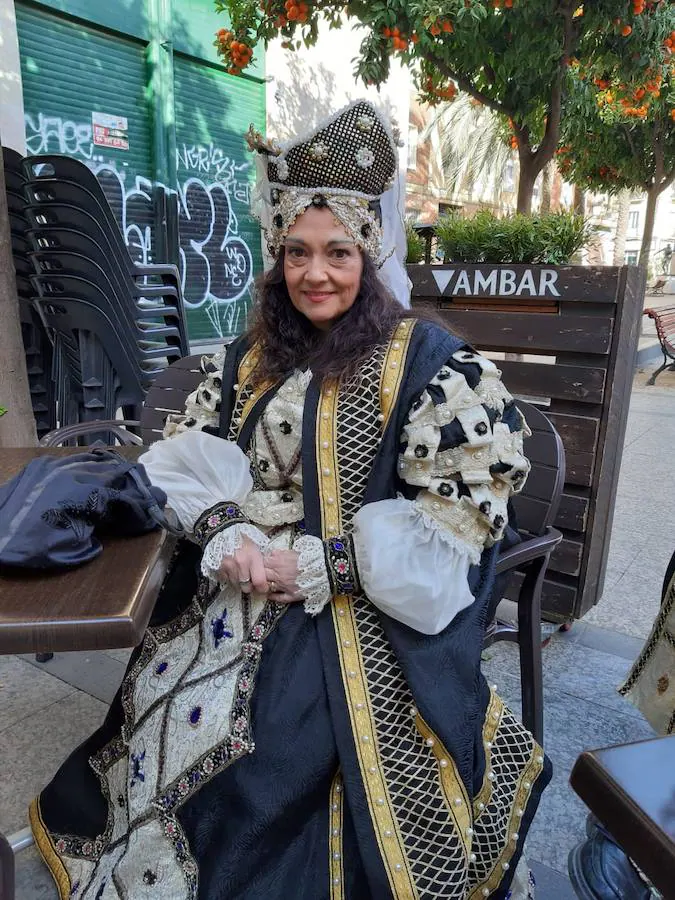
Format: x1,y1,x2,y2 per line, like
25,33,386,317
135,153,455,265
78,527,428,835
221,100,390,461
21,154,189,431
2,148,56,438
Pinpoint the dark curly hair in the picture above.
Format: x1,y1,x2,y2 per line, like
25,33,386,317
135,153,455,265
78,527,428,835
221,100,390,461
246,249,411,385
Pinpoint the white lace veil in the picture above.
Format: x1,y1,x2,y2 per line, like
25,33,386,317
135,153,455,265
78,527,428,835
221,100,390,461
377,176,412,309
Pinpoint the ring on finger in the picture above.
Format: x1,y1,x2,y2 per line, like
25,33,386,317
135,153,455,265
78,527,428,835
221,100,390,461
239,577,252,586
269,580,277,592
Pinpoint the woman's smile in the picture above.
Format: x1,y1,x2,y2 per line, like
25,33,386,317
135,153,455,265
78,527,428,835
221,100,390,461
303,290,335,303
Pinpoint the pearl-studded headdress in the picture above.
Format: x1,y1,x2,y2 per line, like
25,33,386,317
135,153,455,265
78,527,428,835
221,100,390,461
247,100,400,267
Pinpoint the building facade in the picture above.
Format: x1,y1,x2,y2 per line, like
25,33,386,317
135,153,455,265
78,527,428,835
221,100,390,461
2,0,267,342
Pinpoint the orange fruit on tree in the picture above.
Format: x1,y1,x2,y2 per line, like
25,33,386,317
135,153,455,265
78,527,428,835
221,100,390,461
621,25,632,36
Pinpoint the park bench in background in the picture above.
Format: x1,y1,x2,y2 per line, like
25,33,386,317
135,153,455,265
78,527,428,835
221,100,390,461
644,305,675,385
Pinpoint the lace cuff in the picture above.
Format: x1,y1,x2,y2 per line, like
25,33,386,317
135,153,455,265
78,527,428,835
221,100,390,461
292,535,332,617
201,522,270,582
324,534,361,597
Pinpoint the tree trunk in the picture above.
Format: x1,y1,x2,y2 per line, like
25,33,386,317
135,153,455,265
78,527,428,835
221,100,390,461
0,140,37,447
639,184,660,270
612,189,631,267
539,161,555,214
573,185,586,217
516,155,537,214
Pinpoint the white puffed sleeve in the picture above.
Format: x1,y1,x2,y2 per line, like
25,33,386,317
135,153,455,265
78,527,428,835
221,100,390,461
139,431,252,530
139,431,268,581
353,499,475,635
349,347,530,635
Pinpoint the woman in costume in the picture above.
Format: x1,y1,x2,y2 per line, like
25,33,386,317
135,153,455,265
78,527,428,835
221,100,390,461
31,101,550,900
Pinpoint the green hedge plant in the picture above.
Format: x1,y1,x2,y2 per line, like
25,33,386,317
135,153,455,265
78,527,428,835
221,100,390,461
405,221,426,264
435,210,595,265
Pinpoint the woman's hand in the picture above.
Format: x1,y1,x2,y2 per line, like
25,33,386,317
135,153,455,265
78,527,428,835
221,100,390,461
264,549,305,605
218,536,268,594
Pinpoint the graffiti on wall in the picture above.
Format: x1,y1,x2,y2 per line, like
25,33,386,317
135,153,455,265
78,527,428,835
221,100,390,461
24,113,256,338
25,113,95,159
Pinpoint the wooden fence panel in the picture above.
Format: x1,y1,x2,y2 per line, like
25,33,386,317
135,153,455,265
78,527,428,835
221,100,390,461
410,263,645,621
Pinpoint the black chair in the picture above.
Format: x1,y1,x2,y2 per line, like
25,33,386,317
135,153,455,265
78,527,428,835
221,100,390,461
22,155,181,282
2,147,56,438
32,296,153,427
39,355,203,448
483,400,565,746
30,274,183,360
30,256,183,336
24,203,188,350
29,229,180,300
29,249,183,330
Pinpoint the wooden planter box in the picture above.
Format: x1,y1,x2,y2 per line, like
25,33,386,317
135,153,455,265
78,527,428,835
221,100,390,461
409,263,646,623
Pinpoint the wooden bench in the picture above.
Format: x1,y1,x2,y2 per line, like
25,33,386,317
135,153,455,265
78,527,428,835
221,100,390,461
410,263,645,624
644,305,675,385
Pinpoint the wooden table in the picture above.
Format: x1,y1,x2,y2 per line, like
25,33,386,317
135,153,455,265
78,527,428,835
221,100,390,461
0,447,178,654
570,735,675,896
0,447,178,900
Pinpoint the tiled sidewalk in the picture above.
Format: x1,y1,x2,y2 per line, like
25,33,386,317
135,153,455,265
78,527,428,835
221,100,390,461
3,368,673,899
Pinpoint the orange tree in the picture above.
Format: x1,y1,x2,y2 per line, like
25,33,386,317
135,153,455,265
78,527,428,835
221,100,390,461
557,6,675,265
213,0,668,214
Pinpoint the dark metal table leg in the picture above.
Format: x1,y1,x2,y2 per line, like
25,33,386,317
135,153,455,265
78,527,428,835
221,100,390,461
0,831,15,900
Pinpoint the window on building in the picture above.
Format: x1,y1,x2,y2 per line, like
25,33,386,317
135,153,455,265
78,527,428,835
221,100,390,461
628,210,640,231
407,126,419,171
625,251,638,265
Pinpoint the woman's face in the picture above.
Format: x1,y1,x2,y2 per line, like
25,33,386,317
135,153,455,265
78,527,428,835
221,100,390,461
283,205,364,331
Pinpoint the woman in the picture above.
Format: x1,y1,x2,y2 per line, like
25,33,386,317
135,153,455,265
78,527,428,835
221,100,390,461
30,101,550,900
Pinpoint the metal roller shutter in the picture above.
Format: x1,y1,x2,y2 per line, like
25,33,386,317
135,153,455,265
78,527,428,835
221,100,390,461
173,55,265,341
17,2,156,263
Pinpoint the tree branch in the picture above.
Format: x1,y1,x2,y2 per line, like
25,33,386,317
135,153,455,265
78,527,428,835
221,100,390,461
652,120,665,186
621,124,638,162
534,2,576,166
484,64,496,85
425,51,508,121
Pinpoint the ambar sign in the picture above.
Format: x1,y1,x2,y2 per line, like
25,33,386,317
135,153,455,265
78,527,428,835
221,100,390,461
432,267,560,297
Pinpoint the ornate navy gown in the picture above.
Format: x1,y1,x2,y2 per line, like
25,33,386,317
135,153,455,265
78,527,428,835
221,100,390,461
31,319,550,899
